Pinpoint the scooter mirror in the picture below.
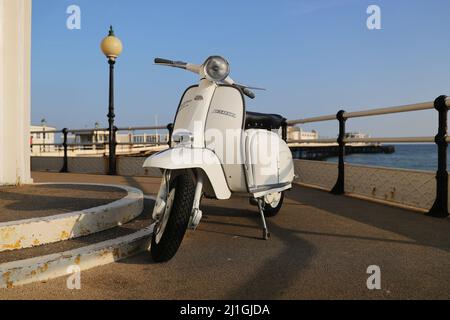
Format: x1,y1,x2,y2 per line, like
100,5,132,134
242,87,256,99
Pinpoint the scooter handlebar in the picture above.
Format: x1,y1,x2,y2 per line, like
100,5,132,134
154,58,175,65
154,58,189,70
154,59,257,99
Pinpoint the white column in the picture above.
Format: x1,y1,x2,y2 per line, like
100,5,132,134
0,0,32,185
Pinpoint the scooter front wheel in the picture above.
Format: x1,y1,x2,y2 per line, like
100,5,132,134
262,192,285,217
151,173,195,263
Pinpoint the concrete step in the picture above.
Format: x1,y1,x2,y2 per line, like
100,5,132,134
0,198,155,289
0,183,144,252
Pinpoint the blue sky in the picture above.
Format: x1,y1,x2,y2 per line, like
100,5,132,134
32,0,450,137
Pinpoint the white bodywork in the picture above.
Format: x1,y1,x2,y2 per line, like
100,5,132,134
143,57,294,201
144,55,296,248
245,129,295,195
143,82,294,199
143,147,231,200
172,81,216,149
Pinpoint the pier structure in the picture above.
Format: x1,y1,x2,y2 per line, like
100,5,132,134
289,144,395,161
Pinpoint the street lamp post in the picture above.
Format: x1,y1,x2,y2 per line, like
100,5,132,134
101,26,123,175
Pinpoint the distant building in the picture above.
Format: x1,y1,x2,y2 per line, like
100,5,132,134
30,122,168,156
288,126,319,142
345,132,369,139
70,131,168,146
70,130,131,147
345,132,374,146
132,134,169,145
30,124,56,153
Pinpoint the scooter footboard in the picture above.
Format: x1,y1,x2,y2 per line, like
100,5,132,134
143,148,232,200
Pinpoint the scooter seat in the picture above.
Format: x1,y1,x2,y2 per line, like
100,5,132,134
245,111,286,130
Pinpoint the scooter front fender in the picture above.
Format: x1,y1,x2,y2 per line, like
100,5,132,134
143,148,231,200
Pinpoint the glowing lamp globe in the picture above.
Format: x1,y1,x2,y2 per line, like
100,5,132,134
101,26,123,60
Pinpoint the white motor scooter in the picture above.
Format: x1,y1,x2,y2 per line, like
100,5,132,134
144,56,294,262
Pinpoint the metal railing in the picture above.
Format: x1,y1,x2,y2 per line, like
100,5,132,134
288,95,450,218
31,125,172,174
30,96,450,218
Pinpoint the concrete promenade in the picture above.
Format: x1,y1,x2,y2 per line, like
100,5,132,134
1,172,449,300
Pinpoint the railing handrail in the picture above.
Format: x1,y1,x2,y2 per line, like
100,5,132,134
30,129,62,134
288,137,436,144
288,99,450,125
31,125,169,135
288,138,337,144
344,101,435,119
288,114,336,125
116,125,167,131
344,136,435,143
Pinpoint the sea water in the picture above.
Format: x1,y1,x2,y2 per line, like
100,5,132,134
327,144,438,172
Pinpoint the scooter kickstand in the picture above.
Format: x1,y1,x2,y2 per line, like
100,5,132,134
257,198,270,240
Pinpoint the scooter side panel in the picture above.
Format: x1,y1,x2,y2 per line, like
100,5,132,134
245,129,280,188
278,138,295,185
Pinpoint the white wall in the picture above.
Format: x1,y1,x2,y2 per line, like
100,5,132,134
0,0,32,185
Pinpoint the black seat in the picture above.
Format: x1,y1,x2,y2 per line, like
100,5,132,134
245,111,286,130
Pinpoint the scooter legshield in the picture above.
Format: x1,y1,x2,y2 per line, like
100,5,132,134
143,148,231,200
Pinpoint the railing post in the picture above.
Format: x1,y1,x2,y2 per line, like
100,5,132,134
427,95,449,218
167,123,174,147
281,120,288,142
60,128,69,173
108,126,118,175
331,110,347,195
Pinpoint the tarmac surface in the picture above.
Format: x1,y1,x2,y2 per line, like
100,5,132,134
1,172,450,300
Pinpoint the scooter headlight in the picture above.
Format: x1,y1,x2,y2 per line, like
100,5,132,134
204,56,230,82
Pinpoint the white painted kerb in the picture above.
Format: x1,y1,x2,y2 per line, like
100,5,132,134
0,183,144,252
0,225,154,289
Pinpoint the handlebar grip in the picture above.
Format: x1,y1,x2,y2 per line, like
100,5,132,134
154,58,174,65
243,87,256,99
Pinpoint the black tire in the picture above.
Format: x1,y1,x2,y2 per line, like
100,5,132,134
263,192,285,217
151,173,195,263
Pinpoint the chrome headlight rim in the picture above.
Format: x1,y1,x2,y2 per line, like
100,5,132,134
203,56,230,82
